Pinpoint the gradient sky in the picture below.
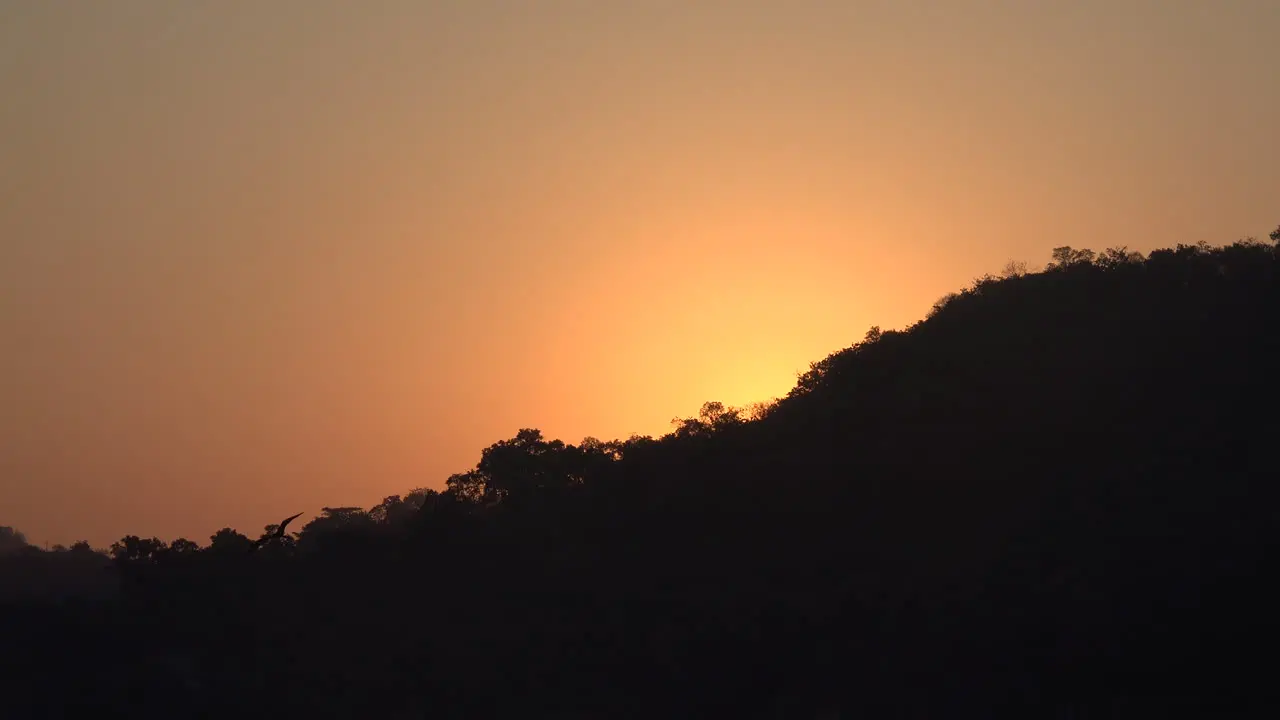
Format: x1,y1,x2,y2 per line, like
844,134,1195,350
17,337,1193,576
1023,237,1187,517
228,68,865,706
2,0,1276,547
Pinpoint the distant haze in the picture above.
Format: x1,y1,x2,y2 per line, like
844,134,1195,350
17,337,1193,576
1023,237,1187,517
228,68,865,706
2,0,1276,546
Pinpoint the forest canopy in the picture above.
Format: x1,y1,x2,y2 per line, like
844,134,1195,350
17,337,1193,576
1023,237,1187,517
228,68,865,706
3,228,1279,717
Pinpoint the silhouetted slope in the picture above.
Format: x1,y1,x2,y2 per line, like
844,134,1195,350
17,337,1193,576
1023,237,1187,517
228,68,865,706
3,233,1279,717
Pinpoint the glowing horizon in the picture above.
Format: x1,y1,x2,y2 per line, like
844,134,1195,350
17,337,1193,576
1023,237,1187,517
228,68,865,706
2,1,1276,547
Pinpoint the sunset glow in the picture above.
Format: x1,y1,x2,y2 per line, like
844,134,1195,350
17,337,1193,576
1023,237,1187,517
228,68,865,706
2,0,1277,547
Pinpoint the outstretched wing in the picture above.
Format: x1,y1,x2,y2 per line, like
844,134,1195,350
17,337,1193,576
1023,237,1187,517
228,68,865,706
277,512,304,536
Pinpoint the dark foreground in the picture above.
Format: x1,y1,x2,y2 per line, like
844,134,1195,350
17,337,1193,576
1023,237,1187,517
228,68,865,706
3,236,1279,717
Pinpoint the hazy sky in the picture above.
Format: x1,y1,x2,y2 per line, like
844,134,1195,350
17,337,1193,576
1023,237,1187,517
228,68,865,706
2,1,1276,547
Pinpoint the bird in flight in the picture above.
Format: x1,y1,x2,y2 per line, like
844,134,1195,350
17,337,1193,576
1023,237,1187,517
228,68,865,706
250,512,305,551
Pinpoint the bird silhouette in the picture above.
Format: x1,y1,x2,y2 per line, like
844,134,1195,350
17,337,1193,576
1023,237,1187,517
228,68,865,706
275,511,304,536
249,512,304,551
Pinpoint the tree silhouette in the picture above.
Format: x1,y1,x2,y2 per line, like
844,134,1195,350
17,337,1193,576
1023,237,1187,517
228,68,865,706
168,538,201,555
0,526,28,554
4,228,1280,717
109,535,167,563
1046,245,1097,269
208,527,252,554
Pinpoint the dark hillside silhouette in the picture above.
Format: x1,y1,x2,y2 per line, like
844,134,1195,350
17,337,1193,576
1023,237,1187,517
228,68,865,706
3,228,1280,717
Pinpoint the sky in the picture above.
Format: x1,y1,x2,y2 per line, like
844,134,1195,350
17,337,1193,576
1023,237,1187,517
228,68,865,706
2,0,1276,548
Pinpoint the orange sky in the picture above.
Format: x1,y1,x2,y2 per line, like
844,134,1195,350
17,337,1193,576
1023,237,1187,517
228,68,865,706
2,1,1277,548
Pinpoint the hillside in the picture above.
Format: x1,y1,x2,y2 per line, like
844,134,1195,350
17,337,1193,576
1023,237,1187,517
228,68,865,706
3,230,1279,717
